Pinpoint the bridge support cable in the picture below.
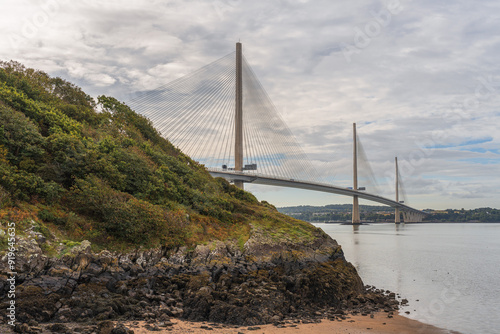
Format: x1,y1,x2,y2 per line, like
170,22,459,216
127,44,321,183
174,73,234,157
398,168,409,207
214,88,236,167
188,96,233,166
397,158,412,222
395,157,414,223
242,64,292,178
352,123,389,223
164,67,235,150
241,55,319,181
132,52,235,132
128,52,237,169
183,70,235,161
357,135,382,196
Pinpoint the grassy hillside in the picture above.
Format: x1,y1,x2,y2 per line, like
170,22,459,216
0,61,318,253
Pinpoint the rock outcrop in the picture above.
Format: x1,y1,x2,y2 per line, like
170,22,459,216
0,224,400,329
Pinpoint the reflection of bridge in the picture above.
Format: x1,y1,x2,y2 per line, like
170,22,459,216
128,43,426,223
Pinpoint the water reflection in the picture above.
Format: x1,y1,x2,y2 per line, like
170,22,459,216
352,224,359,234
315,222,500,334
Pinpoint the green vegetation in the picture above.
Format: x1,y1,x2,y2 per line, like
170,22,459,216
279,204,500,223
279,204,395,222
424,208,500,222
0,61,319,252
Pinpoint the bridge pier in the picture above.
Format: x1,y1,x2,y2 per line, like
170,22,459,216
352,123,360,224
352,196,360,224
395,157,401,224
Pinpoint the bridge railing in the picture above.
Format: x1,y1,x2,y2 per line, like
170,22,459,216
206,167,427,216
206,167,370,194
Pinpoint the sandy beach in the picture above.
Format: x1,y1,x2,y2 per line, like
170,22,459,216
0,311,464,333
119,313,461,334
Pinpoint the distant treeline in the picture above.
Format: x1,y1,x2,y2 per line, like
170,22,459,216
278,205,500,223
279,204,392,214
424,208,500,222
278,204,394,222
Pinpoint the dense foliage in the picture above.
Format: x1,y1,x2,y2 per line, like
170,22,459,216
278,204,396,222
0,61,315,251
424,208,500,222
279,204,500,223
278,204,393,214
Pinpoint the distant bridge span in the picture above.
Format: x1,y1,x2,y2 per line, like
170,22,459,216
208,169,427,221
128,42,427,223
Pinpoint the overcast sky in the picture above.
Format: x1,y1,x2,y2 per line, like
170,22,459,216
1,0,499,210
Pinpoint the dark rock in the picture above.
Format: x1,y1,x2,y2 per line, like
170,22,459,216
158,321,174,327
14,323,31,333
46,323,69,332
111,323,134,334
0,231,408,329
143,324,161,331
97,320,115,334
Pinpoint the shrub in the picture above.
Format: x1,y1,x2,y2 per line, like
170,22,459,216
69,176,187,246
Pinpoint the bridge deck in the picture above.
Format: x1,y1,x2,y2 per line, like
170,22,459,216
208,169,426,215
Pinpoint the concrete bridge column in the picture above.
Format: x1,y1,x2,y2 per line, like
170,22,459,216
352,123,360,224
234,42,244,189
395,157,401,224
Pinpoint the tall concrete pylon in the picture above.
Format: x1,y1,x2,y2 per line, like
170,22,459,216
352,123,360,224
395,157,401,223
234,42,244,189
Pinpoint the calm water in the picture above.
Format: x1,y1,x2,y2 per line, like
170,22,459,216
314,223,500,334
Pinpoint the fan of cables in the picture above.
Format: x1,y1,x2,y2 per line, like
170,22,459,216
128,51,321,182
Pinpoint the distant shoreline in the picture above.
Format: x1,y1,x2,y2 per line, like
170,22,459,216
315,221,500,224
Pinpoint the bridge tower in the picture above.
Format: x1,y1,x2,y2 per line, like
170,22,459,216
395,157,401,224
352,123,360,224
234,42,244,189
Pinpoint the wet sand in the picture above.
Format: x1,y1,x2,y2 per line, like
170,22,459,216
123,313,461,334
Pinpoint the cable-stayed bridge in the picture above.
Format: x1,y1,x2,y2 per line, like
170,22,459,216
128,43,426,223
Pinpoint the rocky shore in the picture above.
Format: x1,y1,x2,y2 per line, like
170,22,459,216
0,225,404,333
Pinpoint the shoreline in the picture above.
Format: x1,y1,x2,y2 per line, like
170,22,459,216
123,313,462,334
124,314,462,334
1,313,462,334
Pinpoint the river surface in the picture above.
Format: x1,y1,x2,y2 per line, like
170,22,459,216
313,222,500,334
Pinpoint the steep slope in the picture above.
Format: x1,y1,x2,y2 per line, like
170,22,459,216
0,61,320,252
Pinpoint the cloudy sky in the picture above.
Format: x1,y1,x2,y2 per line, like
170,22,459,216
1,0,499,210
